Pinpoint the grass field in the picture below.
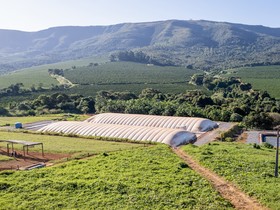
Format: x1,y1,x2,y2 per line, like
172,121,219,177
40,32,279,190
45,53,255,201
0,130,143,155
183,142,280,209
0,114,89,127
0,145,232,209
227,65,280,99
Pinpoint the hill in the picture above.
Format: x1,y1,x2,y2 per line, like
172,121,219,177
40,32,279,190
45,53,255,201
1,19,280,72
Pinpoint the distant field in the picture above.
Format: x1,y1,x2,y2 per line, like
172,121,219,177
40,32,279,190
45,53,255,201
183,142,280,209
0,145,232,209
66,82,203,95
64,62,197,84
63,62,203,94
227,65,280,98
0,61,204,98
0,56,107,89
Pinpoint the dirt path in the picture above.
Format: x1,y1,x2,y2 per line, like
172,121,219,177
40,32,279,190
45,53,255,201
172,148,268,210
50,74,75,88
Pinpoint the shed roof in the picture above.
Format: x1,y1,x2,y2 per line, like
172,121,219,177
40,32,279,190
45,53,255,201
0,140,42,146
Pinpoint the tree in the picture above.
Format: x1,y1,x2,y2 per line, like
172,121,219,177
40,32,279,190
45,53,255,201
243,112,273,129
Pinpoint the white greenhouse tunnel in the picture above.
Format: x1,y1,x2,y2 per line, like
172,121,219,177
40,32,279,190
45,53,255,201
85,113,218,132
38,121,197,146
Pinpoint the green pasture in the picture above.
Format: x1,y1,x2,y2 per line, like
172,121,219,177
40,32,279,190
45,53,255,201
183,142,280,209
227,65,280,98
0,145,232,209
0,131,143,155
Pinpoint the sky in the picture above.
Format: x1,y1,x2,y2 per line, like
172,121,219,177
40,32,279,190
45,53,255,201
0,0,279,31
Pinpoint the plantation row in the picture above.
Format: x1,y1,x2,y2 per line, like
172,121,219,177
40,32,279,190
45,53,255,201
63,62,199,85
227,65,280,99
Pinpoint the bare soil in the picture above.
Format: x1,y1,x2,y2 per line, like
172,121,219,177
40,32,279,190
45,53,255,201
173,147,268,210
0,149,71,171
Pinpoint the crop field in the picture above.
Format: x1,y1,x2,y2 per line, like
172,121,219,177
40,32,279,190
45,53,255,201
227,65,280,98
63,62,203,94
183,142,280,209
66,82,203,95
64,62,200,84
0,145,232,209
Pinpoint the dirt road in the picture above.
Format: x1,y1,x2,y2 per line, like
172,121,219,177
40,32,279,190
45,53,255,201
173,148,268,210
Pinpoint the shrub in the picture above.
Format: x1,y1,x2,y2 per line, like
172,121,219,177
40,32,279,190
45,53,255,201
220,124,243,141
263,142,274,149
253,143,261,149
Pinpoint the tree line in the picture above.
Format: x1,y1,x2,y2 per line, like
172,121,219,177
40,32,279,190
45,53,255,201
0,76,279,129
110,50,175,66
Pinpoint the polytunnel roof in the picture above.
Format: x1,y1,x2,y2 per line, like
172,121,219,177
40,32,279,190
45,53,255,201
85,113,218,132
38,121,196,146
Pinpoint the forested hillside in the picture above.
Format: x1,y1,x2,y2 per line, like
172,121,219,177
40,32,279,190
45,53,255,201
1,20,280,72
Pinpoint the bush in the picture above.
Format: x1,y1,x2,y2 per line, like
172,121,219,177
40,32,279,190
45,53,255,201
220,124,243,141
263,142,274,149
253,143,261,149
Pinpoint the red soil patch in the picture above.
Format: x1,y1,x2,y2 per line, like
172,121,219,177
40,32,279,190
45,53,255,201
0,149,71,171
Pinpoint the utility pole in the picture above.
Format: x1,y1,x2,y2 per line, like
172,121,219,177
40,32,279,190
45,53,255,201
275,126,280,178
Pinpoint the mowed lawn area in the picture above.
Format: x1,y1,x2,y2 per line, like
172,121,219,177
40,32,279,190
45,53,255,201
0,145,232,209
183,142,280,209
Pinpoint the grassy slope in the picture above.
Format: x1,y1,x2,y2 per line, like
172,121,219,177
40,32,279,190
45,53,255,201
227,65,280,99
0,145,232,209
182,142,280,209
0,56,106,89
0,131,143,154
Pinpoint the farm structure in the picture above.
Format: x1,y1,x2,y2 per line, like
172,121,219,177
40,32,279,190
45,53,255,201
38,113,218,146
85,113,218,132
38,122,196,146
0,140,44,157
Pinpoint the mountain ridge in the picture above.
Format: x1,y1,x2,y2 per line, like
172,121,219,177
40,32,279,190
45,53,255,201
0,19,280,72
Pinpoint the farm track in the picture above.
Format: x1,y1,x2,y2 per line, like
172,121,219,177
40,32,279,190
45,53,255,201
172,147,268,210
50,74,75,87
